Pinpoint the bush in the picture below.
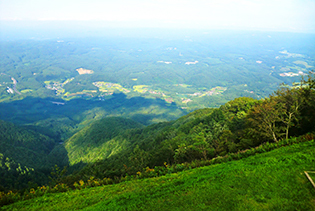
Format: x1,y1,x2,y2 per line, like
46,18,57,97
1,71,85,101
0,191,20,206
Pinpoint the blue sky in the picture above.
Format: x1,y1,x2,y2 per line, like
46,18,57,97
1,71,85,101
1,0,315,32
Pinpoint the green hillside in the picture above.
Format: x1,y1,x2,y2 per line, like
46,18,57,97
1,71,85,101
2,140,315,210
65,108,218,179
0,120,58,191
0,120,55,168
63,117,144,165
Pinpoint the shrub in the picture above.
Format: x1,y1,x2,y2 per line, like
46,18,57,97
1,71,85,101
0,191,20,206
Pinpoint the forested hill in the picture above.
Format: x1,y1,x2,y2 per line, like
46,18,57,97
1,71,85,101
0,120,60,191
0,120,55,168
54,117,144,165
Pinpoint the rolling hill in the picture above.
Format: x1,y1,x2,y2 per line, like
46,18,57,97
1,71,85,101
0,120,55,169
0,120,58,190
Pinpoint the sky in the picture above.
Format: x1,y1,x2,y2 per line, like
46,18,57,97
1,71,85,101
0,0,315,33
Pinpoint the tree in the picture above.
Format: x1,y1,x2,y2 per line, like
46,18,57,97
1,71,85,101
174,143,189,163
128,145,150,172
298,71,315,134
49,165,67,185
272,87,303,139
247,99,285,142
192,132,211,160
272,71,315,137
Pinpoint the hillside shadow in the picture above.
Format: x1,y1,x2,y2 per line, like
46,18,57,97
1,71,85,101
0,93,187,170
0,93,186,126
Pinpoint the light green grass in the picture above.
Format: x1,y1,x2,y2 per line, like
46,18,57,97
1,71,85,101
293,60,313,69
20,89,33,93
3,141,315,211
133,85,149,93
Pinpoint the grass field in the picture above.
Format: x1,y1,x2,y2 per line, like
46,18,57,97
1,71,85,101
2,141,315,210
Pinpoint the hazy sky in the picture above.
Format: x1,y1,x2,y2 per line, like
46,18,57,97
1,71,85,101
1,0,315,32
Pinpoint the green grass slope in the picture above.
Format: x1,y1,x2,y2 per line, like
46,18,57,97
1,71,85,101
3,140,315,210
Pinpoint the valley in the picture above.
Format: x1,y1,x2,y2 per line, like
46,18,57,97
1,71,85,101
0,32,314,127
0,30,314,209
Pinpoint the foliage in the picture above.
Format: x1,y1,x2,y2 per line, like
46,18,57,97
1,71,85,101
64,117,143,165
0,121,59,191
0,120,55,167
247,99,285,142
273,86,303,139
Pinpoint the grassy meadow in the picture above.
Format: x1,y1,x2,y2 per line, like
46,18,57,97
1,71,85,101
2,140,315,211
